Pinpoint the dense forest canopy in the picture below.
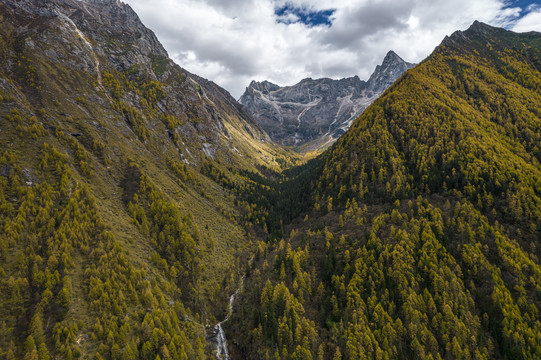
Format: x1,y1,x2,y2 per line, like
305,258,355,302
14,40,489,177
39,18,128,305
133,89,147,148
227,21,541,360
1,1,541,359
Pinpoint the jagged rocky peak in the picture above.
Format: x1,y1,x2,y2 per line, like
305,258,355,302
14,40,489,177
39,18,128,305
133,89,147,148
240,51,415,151
247,80,281,94
378,50,406,67
366,50,415,94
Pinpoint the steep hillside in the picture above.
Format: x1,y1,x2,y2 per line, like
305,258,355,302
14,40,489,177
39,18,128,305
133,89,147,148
229,21,541,359
3,1,541,359
0,0,283,168
0,0,295,359
240,51,414,151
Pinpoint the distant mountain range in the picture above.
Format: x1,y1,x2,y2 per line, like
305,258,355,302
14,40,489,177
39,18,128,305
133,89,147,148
239,50,415,150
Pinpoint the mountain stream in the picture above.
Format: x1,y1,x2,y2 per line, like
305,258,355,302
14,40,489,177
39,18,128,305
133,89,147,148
208,260,251,360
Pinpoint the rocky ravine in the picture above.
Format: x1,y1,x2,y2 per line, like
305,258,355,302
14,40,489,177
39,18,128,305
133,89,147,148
239,51,415,151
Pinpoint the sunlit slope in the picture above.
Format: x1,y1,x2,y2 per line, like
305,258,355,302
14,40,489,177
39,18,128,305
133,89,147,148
229,21,541,360
0,0,296,359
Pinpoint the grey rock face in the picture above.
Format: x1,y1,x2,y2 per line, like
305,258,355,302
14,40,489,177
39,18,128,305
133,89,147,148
2,0,269,164
240,51,415,150
6,0,168,77
366,51,415,95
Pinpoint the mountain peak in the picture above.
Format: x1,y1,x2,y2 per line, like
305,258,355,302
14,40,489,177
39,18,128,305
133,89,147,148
464,20,504,38
443,20,507,48
366,50,415,94
240,51,414,150
468,20,496,32
247,80,280,94
382,50,402,64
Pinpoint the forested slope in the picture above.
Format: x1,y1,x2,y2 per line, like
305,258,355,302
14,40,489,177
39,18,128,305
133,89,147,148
228,21,541,360
0,0,295,359
2,1,541,358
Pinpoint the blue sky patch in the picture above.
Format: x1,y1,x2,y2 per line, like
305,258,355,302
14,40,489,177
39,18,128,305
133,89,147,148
507,0,540,15
275,4,336,27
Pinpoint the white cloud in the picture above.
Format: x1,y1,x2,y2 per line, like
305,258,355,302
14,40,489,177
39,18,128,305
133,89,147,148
513,8,541,32
122,0,538,99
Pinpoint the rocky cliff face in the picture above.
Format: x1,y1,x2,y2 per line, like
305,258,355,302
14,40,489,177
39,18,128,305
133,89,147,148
366,50,416,95
5,0,166,73
0,0,276,168
239,51,415,150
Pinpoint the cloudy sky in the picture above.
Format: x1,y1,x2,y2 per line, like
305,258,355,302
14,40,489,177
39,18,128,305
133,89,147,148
122,0,541,98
